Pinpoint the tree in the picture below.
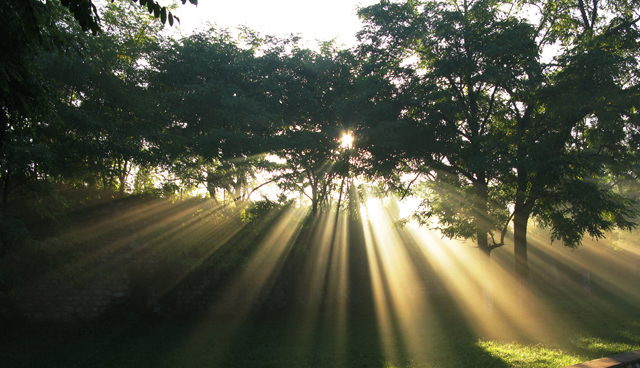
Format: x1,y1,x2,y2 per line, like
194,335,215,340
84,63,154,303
150,29,279,199
358,0,541,259
1,0,171,203
42,0,166,194
358,0,640,284
0,0,68,206
270,46,357,217
206,156,272,203
1,0,195,206
503,0,640,280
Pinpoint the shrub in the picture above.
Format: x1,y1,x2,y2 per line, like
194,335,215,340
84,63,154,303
240,198,281,223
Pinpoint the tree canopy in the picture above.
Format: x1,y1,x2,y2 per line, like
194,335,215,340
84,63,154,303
357,0,640,279
1,0,639,286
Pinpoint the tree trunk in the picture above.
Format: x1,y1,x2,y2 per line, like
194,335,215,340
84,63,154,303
311,184,318,217
513,203,531,282
1,112,7,207
233,182,242,203
473,179,491,255
119,159,129,196
472,177,491,255
206,170,216,200
513,195,533,309
478,232,492,283
474,179,494,313
2,166,9,207
0,111,6,167
513,161,532,283
479,239,494,314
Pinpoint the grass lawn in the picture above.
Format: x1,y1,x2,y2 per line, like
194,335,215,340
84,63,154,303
2,198,639,367
2,293,639,368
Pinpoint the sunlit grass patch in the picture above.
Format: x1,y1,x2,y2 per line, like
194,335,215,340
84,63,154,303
477,340,583,368
576,336,640,357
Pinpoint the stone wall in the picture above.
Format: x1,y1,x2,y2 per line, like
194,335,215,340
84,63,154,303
2,237,146,321
563,350,640,368
1,241,444,322
2,237,414,321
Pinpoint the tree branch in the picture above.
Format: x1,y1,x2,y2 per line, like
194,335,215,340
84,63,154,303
400,173,421,201
577,0,592,30
480,86,499,136
603,15,640,39
246,176,282,200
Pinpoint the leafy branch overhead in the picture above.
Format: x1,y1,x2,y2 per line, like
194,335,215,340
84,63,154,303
33,0,197,36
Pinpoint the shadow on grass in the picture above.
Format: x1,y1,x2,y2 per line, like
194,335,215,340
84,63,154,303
4,197,640,367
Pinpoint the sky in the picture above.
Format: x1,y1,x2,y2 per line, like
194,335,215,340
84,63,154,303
167,0,380,47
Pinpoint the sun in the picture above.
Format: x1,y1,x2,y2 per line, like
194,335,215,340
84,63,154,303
340,133,354,148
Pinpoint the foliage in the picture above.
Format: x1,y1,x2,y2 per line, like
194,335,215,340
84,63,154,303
1,0,639,293
0,0,67,206
357,0,541,254
150,29,282,199
20,0,190,37
132,165,161,196
534,178,637,247
271,45,360,216
240,197,281,223
43,0,166,194
498,0,640,277
357,0,640,283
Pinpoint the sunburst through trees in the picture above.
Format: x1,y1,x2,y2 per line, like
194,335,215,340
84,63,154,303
1,0,640,367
